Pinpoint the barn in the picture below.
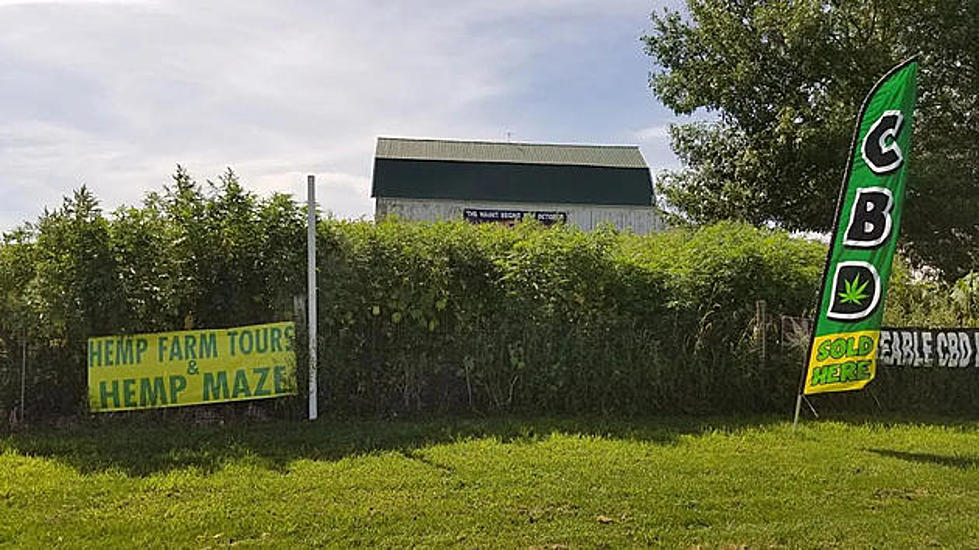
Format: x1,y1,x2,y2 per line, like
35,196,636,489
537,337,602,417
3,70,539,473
371,137,664,234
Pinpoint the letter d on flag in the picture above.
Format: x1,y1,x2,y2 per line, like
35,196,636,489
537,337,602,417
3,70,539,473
803,59,918,395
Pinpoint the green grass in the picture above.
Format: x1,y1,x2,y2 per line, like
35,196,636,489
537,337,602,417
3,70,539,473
3,415,979,549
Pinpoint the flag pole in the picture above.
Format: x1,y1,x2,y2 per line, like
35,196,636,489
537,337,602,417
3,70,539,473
307,174,318,421
793,347,808,431
792,393,803,431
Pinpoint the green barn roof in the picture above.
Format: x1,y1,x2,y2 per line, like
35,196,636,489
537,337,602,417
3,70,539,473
371,137,654,206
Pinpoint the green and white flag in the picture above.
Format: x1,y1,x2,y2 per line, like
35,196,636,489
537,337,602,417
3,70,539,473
804,59,918,395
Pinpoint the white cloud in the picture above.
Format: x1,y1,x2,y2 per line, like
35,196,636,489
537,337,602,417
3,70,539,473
0,0,683,229
0,0,153,5
635,125,671,141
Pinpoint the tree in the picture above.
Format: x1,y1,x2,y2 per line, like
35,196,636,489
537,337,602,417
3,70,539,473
25,187,124,410
643,0,979,279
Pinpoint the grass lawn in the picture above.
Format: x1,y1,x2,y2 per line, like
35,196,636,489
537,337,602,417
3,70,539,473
3,415,979,548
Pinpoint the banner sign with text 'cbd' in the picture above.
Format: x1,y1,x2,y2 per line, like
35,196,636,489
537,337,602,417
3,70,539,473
88,321,297,412
804,60,918,395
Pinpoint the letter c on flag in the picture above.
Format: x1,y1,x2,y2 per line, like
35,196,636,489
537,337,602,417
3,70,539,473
861,110,905,174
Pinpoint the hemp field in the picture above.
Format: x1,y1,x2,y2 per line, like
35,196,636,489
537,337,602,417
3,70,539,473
2,416,979,548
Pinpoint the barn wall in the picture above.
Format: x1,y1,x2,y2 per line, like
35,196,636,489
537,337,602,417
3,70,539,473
375,197,666,234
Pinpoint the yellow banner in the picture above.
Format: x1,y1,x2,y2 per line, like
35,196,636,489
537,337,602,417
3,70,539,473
804,330,878,395
87,321,297,412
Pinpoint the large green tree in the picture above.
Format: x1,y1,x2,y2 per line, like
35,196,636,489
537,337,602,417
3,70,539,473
643,0,978,279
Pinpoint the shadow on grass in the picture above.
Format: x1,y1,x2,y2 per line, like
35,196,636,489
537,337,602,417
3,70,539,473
0,415,780,477
7,413,979,477
866,448,979,469
805,412,979,432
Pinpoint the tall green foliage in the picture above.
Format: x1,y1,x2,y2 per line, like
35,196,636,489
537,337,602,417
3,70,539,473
1,170,975,419
0,169,305,416
885,261,979,328
312,218,825,416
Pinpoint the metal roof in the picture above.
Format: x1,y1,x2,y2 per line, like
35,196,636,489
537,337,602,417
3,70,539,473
375,137,649,169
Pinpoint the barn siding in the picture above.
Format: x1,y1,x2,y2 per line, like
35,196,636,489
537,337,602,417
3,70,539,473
375,197,665,235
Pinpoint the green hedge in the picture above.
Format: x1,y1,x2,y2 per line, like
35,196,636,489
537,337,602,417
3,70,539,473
1,171,976,420
316,219,823,416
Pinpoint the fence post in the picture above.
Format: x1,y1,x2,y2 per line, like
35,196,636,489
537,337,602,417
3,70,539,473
20,327,27,425
755,299,767,367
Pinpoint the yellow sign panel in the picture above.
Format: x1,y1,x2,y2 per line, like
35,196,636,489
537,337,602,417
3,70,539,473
804,330,879,395
87,321,297,412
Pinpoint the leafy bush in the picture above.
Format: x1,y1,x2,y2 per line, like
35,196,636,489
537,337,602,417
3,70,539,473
885,261,979,328
2,169,974,420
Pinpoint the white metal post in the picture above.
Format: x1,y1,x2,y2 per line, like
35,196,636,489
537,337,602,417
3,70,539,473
307,175,318,421
20,327,26,424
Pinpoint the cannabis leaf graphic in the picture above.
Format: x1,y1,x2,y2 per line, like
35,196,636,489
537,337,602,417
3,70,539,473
838,273,870,305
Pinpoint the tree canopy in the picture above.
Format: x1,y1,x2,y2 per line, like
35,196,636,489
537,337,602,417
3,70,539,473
643,0,978,279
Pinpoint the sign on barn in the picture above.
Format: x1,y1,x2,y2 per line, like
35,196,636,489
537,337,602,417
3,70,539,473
87,321,297,412
463,208,567,226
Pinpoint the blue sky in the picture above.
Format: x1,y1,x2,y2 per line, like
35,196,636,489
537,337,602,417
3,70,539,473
0,0,690,230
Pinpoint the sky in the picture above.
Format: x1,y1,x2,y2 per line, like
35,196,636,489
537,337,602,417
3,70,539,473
0,0,691,230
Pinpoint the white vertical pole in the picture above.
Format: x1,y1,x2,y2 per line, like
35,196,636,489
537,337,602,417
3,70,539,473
307,174,318,421
20,328,26,424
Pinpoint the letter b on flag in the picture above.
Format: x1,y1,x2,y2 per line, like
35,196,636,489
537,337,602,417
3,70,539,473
844,187,894,248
